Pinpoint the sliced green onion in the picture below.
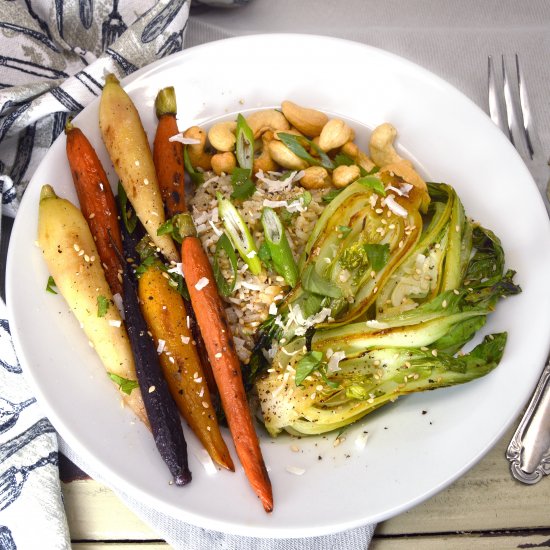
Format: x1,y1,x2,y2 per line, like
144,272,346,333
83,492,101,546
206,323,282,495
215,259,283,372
217,193,262,275
235,114,255,170
213,232,239,297
261,207,299,288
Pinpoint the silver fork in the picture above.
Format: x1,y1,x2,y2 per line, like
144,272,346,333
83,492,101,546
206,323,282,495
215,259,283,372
488,54,550,211
488,54,550,483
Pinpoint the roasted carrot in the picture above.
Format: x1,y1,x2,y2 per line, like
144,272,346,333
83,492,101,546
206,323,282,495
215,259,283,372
153,87,187,217
119,222,191,486
152,86,219,403
138,262,234,471
182,235,273,512
65,121,123,296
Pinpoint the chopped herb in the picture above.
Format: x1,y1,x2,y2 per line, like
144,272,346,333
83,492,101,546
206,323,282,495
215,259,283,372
258,241,273,270
299,190,312,207
97,295,110,317
213,232,239,297
230,167,256,200
157,217,182,243
337,225,352,236
333,153,355,167
295,351,324,386
364,243,390,271
295,351,339,388
322,189,343,203
108,373,139,395
184,146,205,185
277,133,334,170
45,276,57,294
117,182,137,233
279,208,297,227
301,264,342,298
357,175,386,196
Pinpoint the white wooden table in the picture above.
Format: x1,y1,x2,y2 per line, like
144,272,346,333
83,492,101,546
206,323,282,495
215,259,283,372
62,423,550,549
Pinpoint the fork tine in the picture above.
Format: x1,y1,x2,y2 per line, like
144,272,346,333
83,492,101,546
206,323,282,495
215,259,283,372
501,55,518,145
515,54,536,159
488,56,506,132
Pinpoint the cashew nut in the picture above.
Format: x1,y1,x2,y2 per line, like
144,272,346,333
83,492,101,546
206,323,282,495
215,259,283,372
318,119,354,152
268,140,308,171
183,126,212,170
281,100,328,137
368,123,402,167
332,164,361,188
208,121,237,152
253,131,278,174
299,166,332,189
211,152,237,175
341,141,375,173
246,109,290,139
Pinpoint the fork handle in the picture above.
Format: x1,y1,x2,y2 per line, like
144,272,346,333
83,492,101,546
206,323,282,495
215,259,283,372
506,361,550,483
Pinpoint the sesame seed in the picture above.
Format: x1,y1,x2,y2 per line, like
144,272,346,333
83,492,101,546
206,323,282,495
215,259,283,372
290,445,299,452
431,349,438,357
89,213,95,219
149,386,156,393
144,178,149,185
74,244,80,252
442,300,448,308
202,401,209,408
215,352,222,359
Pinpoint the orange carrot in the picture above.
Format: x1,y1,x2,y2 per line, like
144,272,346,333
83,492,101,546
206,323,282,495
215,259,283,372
138,262,234,471
152,86,219,402
153,87,187,217
65,121,123,296
182,235,273,513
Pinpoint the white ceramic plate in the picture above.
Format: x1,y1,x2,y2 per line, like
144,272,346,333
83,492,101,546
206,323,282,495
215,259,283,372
7,34,550,537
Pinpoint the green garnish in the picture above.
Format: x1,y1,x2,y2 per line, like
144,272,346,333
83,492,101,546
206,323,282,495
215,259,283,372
357,175,385,195
184,146,205,185
295,350,324,386
108,373,139,395
97,295,110,317
322,189,343,203
364,243,390,271
258,241,274,270
337,225,352,236
235,114,255,171
217,193,262,275
277,133,333,170
46,276,57,294
295,351,338,388
230,167,256,200
118,182,137,234
261,207,299,287
333,153,355,167
213,232,239,297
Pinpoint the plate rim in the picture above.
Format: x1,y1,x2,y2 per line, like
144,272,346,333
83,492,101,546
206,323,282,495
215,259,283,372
6,32,550,538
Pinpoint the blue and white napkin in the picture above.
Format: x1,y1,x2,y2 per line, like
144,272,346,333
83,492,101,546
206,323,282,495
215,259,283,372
0,1,375,548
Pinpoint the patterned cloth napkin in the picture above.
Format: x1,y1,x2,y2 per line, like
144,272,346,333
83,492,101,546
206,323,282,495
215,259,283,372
0,1,375,548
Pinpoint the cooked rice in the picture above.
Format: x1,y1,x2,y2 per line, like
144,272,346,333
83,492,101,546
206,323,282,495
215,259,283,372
188,170,326,363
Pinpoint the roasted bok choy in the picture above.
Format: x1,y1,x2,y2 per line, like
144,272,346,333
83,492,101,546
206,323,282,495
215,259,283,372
252,181,520,436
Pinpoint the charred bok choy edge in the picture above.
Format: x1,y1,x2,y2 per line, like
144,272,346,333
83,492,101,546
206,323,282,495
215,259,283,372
252,181,520,436
117,199,191,486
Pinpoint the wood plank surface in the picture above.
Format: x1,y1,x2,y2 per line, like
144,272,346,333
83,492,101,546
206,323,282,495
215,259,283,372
63,425,550,547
